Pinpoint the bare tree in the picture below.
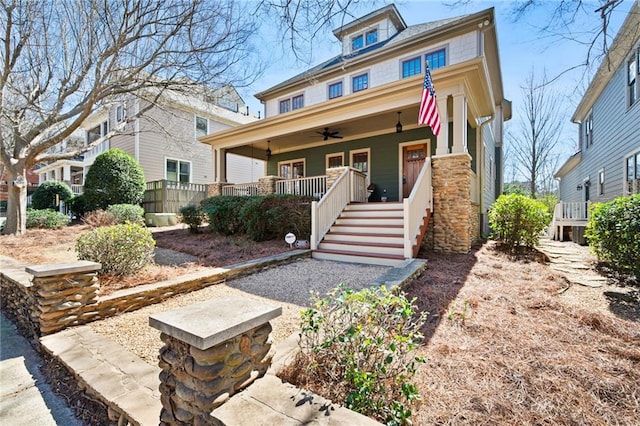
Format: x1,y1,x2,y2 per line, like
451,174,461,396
0,0,257,235
506,70,564,198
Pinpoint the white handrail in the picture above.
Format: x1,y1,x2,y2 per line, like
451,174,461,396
555,201,590,221
310,168,351,249
276,175,327,198
403,159,433,258
349,169,368,202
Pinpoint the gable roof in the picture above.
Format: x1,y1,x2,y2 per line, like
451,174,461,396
572,0,640,122
255,7,493,100
332,4,406,40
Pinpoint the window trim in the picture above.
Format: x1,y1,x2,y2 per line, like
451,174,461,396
365,28,378,45
279,98,291,114
351,34,364,51
350,25,379,52
292,94,304,110
350,148,371,185
400,56,421,79
327,80,344,100
116,105,127,123
623,148,640,195
584,111,593,149
195,115,208,138
278,93,305,114
165,157,192,183
627,46,639,107
325,152,345,169
351,72,369,93
277,158,306,179
425,47,447,70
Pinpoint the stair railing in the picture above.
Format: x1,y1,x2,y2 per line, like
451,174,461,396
310,167,351,250
403,159,433,258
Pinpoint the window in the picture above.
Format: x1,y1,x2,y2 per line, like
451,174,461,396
402,57,421,78
366,29,378,45
195,116,208,138
87,121,108,145
278,159,305,179
328,81,343,99
326,153,344,169
350,148,370,184
166,159,191,183
598,168,605,196
292,94,304,110
625,151,640,195
425,48,446,70
352,73,368,92
584,112,593,148
116,105,126,123
628,52,638,106
352,34,364,50
279,99,291,114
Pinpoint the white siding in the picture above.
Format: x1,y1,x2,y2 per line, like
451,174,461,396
226,153,265,184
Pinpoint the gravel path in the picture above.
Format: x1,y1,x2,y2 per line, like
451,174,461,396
90,258,389,365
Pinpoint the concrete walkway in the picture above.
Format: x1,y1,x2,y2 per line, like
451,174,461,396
0,314,81,426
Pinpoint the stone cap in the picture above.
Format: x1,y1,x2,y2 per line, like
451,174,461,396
25,261,102,277
149,296,282,350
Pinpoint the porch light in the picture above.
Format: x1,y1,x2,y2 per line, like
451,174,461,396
576,184,583,191
266,140,271,160
396,111,403,133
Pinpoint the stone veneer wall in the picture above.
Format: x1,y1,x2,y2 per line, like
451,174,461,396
207,183,224,197
471,203,481,244
431,154,474,253
257,176,280,195
158,324,273,424
325,166,348,192
0,251,309,337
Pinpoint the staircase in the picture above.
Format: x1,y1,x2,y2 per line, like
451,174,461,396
312,202,407,266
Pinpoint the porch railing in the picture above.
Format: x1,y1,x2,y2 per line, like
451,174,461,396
222,182,259,196
276,175,327,198
548,201,591,239
349,169,368,202
310,168,351,250
71,184,84,195
403,159,433,258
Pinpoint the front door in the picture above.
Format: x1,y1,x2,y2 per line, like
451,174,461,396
402,144,427,198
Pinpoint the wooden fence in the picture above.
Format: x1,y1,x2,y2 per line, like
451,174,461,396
143,180,209,214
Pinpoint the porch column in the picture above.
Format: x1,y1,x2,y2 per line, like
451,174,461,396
435,96,449,156
214,148,227,183
452,93,467,154
62,165,71,182
54,167,62,181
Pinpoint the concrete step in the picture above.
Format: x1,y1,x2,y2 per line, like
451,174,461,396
318,241,404,256
334,217,404,226
329,224,403,235
340,209,403,218
345,202,402,211
323,232,404,245
313,249,406,267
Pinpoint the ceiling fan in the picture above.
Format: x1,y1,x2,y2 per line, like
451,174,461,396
316,127,343,141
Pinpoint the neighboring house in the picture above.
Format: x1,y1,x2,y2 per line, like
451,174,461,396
200,4,511,265
37,84,262,198
552,1,640,242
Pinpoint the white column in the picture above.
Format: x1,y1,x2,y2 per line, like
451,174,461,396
63,165,71,182
214,148,227,182
452,93,467,154
435,96,449,156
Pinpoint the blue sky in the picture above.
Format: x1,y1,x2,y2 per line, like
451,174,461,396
239,1,634,165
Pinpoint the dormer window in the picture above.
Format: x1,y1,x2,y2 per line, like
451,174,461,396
366,29,378,45
352,34,364,50
351,28,378,52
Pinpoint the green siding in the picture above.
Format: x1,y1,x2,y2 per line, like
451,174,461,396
266,128,433,202
468,123,477,173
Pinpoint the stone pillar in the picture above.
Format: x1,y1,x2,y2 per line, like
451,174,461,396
25,261,101,336
207,183,224,197
325,166,348,192
257,176,280,195
435,96,449,156
150,295,281,425
431,154,473,253
452,93,467,154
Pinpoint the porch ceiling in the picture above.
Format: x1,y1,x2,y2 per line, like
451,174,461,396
200,57,495,158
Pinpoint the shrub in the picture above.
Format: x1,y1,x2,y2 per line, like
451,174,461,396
202,196,251,235
82,209,118,228
179,205,204,233
238,194,313,241
291,284,426,425
31,181,73,210
67,194,89,218
489,194,549,250
107,203,144,225
585,194,640,279
83,149,145,211
76,223,155,276
26,209,70,229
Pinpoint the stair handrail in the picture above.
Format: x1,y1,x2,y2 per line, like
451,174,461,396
310,167,351,250
403,159,433,258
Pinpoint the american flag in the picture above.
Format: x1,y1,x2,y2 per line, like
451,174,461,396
418,61,441,136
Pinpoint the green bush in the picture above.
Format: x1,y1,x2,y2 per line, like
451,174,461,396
239,195,313,241
31,181,73,210
83,149,145,211
76,223,155,276
202,196,251,235
107,203,144,225
66,194,88,217
179,205,204,233
293,284,426,425
585,194,640,279
489,194,550,250
26,209,70,229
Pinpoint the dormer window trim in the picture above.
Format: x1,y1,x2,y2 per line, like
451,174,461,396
350,25,379,52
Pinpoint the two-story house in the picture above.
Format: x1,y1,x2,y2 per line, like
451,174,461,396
37,84,262,197
200,4,511,265
552,1,640,242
